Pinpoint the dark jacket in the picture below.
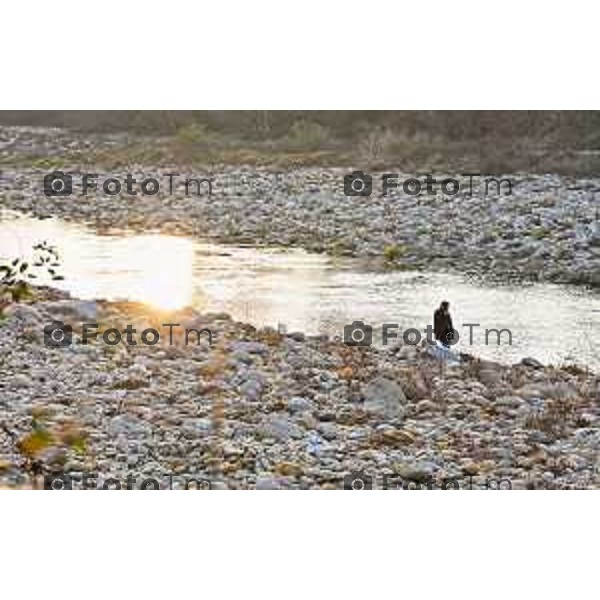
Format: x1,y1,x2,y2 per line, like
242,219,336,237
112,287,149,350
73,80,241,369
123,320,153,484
434,308,454,345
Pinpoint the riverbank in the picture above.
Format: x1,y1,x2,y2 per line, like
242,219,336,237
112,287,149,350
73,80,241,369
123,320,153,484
0,127,599,289
2,210,599,370
0,289,598,489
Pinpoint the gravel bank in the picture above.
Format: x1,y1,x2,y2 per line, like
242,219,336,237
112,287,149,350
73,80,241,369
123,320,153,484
0,127,599,288
0,293,598,489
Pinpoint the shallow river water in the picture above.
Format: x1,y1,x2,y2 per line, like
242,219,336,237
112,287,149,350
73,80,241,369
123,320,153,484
1,210,599,370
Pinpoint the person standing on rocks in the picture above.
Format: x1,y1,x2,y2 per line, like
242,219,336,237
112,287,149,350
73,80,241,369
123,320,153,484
434,301,455,347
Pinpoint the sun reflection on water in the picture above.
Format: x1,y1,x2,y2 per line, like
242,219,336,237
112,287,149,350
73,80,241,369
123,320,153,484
0,213,194,311
1,211,599,370
105,235,194,311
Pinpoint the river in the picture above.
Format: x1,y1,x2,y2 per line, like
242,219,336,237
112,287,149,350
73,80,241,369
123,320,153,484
1,210,598,370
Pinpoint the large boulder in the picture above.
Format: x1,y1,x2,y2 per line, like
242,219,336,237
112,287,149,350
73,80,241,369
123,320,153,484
520,357,544,369
361,377,407,420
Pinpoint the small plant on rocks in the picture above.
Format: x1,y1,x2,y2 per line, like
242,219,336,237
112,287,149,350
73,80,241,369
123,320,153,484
0,241,64,305
383,244,403,263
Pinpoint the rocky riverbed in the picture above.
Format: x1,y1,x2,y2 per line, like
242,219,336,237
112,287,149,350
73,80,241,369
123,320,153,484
0,291,598,489
0,127,599,489
0,127,599,288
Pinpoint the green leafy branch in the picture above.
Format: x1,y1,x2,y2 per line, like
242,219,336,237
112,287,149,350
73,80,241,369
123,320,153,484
0,241,64,303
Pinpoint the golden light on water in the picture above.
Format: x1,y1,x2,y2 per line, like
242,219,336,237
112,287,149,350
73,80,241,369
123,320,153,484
0,213,194,311
2,211,600,369
107,235,194,311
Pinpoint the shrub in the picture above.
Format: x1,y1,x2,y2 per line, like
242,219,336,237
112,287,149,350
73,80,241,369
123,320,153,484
383,244,403,262
358,127,399,163
287,120,329,151
0,241,64,303
17,426,54,458
175,122,213,147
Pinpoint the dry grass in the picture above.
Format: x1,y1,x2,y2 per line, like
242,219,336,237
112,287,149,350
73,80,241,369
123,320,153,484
525,398,579,438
